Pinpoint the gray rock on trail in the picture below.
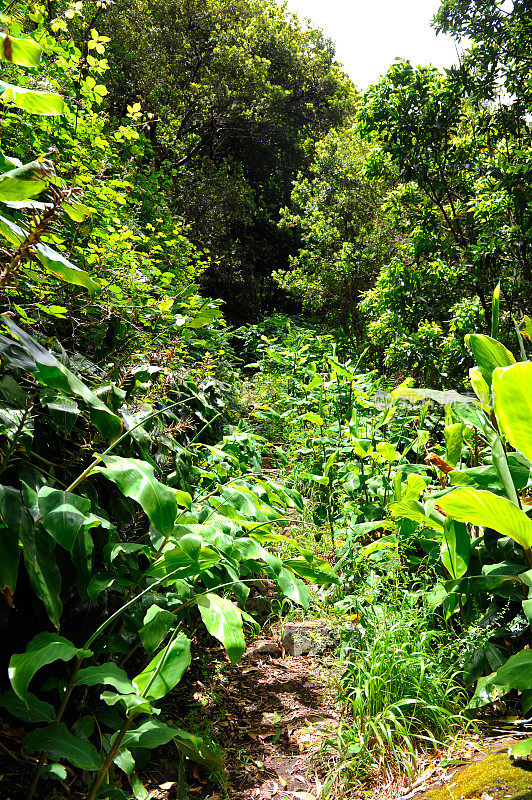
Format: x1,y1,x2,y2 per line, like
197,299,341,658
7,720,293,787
281,621,338,657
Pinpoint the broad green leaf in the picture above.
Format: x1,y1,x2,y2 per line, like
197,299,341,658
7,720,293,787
494,650,532,689
389,499,444,532
0,170,46,201
0,485,28,593
9,632,90,702
196,593,245,665
374,441,399,462
449,458,529,494
0,690,55,722
74,663,135,694
468,673,510,710
452,401,519,505
101,692,156,717
62,200,90,222
401,473,427,501
511,738,532,759
303,412,324,427
21,527,63,628
300,471,329,486
444,423,463,468
172,728,224,768
0,332,36,370
23,722,102,769
469,367,490,408
119,719,178,751
34,241,101,293
465,333,515,387
274,566,309,609
42,764,67,782
0,211,25,244
139,605,176,654
145,544,220,580
133,633,191,699
283,555,339,585
117,721,222,768
0,33,41,66
0,151,21,171
438,487,532,551
440,519,470,579
114,748,149,800
98,456,178,536
0,80,64,115
37,487,90,551
2,317,122,440
0,214,99,291
327,358,353,379
493,362,532,463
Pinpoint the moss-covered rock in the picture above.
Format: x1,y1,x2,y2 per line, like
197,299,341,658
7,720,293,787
422,743,532,800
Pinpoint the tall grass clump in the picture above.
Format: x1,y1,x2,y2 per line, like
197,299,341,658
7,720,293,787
319,588,469,797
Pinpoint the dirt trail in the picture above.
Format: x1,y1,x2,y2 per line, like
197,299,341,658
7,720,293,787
201,634,339,800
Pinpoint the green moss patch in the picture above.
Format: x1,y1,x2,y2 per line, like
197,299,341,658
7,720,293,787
423,746,532,800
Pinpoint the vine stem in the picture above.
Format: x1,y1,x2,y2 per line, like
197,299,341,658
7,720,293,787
26,656,83,800
86,715,134,800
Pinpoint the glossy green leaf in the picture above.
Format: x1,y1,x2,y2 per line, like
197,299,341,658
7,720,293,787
468,673,510,710
303,412,324,427
469,367,490,408
274,566,309,608
74,663,135,694
0,168,46,201
452,401,519,505
0,80,64,115
42,764,67,782
23,722,102,769
444,423,463,468
493,650,532,689
34,241,101,293
438,487,532,550
133,633,191,699
2,317,122,440
0,33,41,66
139,605,175,654
98,456,178,536
21,527,63,628
37,487,90,551
9,632,89,702
440,519,470,579
118,721,221,768
511,738,532,759
0,690,55,723
0,214,99,291
0,485,27,593
466,333,515,387
145,544,220,580
119,719,178,751
113,748,148,800
389,499,444,532
493,362,532,463
0,211,25,244
197,593,245,665
101,692,156,717
283,555,339,585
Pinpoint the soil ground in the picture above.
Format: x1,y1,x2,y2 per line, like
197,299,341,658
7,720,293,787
184,632,339,800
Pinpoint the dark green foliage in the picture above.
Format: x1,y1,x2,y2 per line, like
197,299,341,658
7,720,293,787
100,0,356,317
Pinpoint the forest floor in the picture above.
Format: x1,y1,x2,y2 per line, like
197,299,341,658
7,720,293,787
167,629,340,800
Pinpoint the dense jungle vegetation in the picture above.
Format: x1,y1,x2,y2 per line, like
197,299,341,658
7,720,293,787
2,0,532,798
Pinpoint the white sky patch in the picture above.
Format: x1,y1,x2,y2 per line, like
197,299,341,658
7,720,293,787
280,0,465,89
